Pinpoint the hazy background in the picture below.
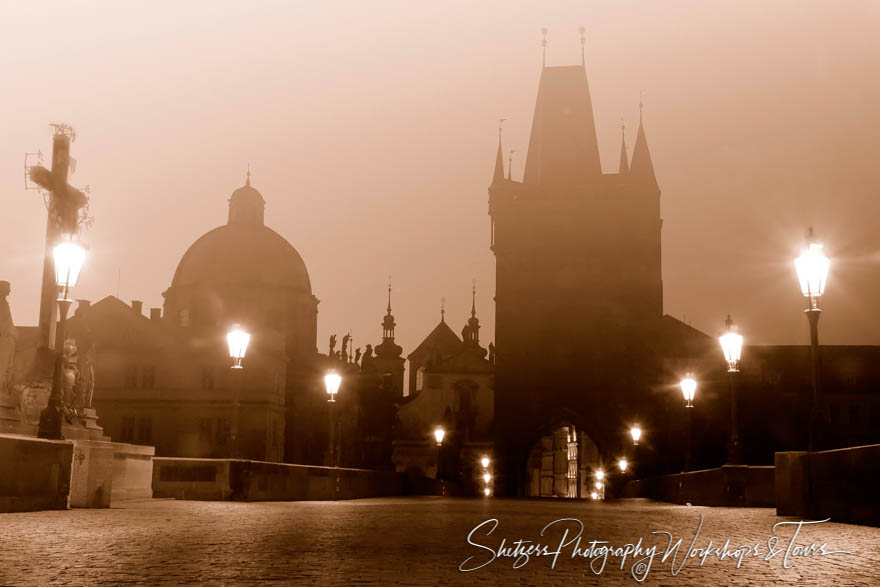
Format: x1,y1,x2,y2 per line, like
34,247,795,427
2,0,879,355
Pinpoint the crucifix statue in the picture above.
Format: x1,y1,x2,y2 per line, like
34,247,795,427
27,124,89,350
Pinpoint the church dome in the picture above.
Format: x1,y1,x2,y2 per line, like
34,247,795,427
169,179,311,294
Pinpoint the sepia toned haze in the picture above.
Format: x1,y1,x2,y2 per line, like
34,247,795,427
2,0,879,356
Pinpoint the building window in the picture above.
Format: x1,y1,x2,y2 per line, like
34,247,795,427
415,367,425,392
120,416,135,443
142,366,156,389
136,416,152,444
124,366,138,388
202,367,215,390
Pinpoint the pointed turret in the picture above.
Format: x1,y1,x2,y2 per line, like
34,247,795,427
492,122,505,186
630,106,658,190
462,282,488,359
375,279,402,360
522,64,602,186
618,121,629,175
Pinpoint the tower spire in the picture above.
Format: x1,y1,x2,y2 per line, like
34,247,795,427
630,94,658,190
507,149,515,180
492,118,506,185
440,297,445,322
471,279,477,318
619,118,629,174
246,163,251,187
386,275,392,314
541,27,548,67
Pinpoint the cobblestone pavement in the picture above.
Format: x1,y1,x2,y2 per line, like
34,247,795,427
1,497,878,585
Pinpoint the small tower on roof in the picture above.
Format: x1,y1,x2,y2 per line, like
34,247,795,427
370,277,405,397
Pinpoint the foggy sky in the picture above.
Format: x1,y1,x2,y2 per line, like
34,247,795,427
2,0,879,356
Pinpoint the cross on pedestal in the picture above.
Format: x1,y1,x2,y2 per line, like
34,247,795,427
28,124,89,350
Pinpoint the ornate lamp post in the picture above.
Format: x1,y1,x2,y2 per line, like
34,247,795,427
226,325,250,458
324,370,342,467
794,228,830,451
680,374,697,472
719,315,744,465
433,426,446,480
38,236,87,440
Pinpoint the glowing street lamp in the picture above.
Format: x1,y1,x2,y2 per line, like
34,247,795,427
595,469,605,481
483,472,491,484
618,458,628,473
595,480,603,490
630,425,642,447
484,487,491,496
227,325,250,369
794,228,830,452
325,370,342,467
224,325,251,458
38,236,87,440
481,456,490,469
680,374,697,472
590,491,599,500
680,375,697,408
434,426,446,446
719,315,744,465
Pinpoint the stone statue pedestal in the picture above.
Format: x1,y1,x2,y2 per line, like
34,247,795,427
63,408,109,442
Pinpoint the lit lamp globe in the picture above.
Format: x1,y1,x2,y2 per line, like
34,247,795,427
484,487,491,496
680,375,697,408
591,491,599,500
53,237,87,298
630,425,642,447
719,318,744,373
595,480,603,490
483,472,491,484
226,325,250,369
595,469,605,481
618,458,628,473
480,456,490,469
795,231,830,310
434,426,445,446
324,371,342,403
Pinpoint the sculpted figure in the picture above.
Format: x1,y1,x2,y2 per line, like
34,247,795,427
354,347,361,365
76,341,96,409
61,338,80,413
328,334,337,357
0,281,16,395
488,342,495,366
341,334,350,362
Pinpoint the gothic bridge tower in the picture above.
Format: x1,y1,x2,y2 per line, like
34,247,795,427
489,49,663,495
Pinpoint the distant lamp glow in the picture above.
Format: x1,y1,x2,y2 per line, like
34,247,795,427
434,426,445,446
226,325,250,369
53,237,87,296
324,370,341,402
795,231,830,309
483,472,491,484
480,456,490,469
618,458,628,473
719,316,744,373
630,425,642,446
595,469,605,481
595,481,603,490
484,487,491,496
680,374,697,408
591,491,599,500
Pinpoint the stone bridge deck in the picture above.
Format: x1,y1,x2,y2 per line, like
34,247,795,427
0,497,877,584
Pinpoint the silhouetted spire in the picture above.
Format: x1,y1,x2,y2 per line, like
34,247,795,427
619,120,629,175
541,27,548,67
246,164,251,186
376,276,403,359
463,280,487,358
470,280,477,318
523,64,602,185
630,99,658,190
508,150,515,180
492,120,505,185
440,297,446,322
